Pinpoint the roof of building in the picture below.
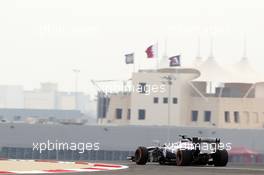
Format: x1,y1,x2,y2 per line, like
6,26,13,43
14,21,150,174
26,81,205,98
193,57,264,83
193,57,229,82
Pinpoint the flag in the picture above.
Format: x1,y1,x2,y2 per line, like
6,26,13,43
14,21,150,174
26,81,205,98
125,53,134,64
145,43,158,58
169,55,181,67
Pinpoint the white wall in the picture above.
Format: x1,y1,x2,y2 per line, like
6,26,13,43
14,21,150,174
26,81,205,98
127,68,200,126
102,94,130,125
24,91,55,109
255,82,264,98
57,93,76,110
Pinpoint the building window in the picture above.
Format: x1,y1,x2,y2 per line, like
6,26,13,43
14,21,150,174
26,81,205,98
138,82,147,94
163,97,168,104
224,111,230,123
234,111,240,123
153,97,159,104
138,109,146,120
173,98,178,104
127,109,131,120
204,111,211,122
115,108,122,119
191,111,198,122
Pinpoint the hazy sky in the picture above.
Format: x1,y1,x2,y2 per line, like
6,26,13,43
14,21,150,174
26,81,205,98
0,0,264,95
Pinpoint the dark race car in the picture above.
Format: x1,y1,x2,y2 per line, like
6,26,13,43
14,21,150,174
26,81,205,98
129,135,228,166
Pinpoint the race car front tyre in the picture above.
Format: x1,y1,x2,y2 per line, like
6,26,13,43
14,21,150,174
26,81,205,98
176,150,193,166
213,149,228,167
135,146,149,165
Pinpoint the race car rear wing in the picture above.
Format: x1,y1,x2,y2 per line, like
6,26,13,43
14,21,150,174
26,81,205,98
179,135,220,144
192,137,220,144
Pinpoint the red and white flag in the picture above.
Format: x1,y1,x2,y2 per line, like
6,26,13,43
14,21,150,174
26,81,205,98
145,43,158,58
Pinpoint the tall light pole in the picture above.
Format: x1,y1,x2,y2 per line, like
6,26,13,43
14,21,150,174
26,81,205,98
162,75,176,143
73,69,80,110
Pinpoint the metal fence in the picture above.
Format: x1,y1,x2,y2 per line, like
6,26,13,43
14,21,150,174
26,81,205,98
0,147,133,161
229,154,264,164
1,147,264,165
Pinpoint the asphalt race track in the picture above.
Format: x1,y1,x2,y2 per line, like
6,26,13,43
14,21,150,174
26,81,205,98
91,163,264,175
19,162,264,175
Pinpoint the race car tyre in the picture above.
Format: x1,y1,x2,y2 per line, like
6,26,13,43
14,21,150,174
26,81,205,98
213,149,228,167
176,150,193,166
134,146,149,165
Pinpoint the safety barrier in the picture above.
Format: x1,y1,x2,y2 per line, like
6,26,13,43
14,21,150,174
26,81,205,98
0,147,133,161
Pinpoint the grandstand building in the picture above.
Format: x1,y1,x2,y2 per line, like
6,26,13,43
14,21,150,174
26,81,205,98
98,48,264,129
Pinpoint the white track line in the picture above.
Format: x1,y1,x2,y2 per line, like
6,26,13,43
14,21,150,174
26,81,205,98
0,159,128,174
189,166,264,172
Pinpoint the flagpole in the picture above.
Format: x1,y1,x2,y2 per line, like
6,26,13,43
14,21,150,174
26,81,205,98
175,52,181,78
156,41,159,70
133,53,136,73
128,64,130,83
164,36,168,57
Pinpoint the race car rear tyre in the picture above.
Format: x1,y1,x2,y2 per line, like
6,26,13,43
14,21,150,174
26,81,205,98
176,150,193,166
135,146,149,165
213,149,228,167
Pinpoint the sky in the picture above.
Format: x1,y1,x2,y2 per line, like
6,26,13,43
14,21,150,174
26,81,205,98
0,0,264,96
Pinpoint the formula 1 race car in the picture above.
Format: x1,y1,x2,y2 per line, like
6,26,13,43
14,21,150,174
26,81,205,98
129,135,228,166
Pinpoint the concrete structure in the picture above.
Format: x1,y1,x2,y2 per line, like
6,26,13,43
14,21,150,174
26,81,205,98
0,123,264,153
